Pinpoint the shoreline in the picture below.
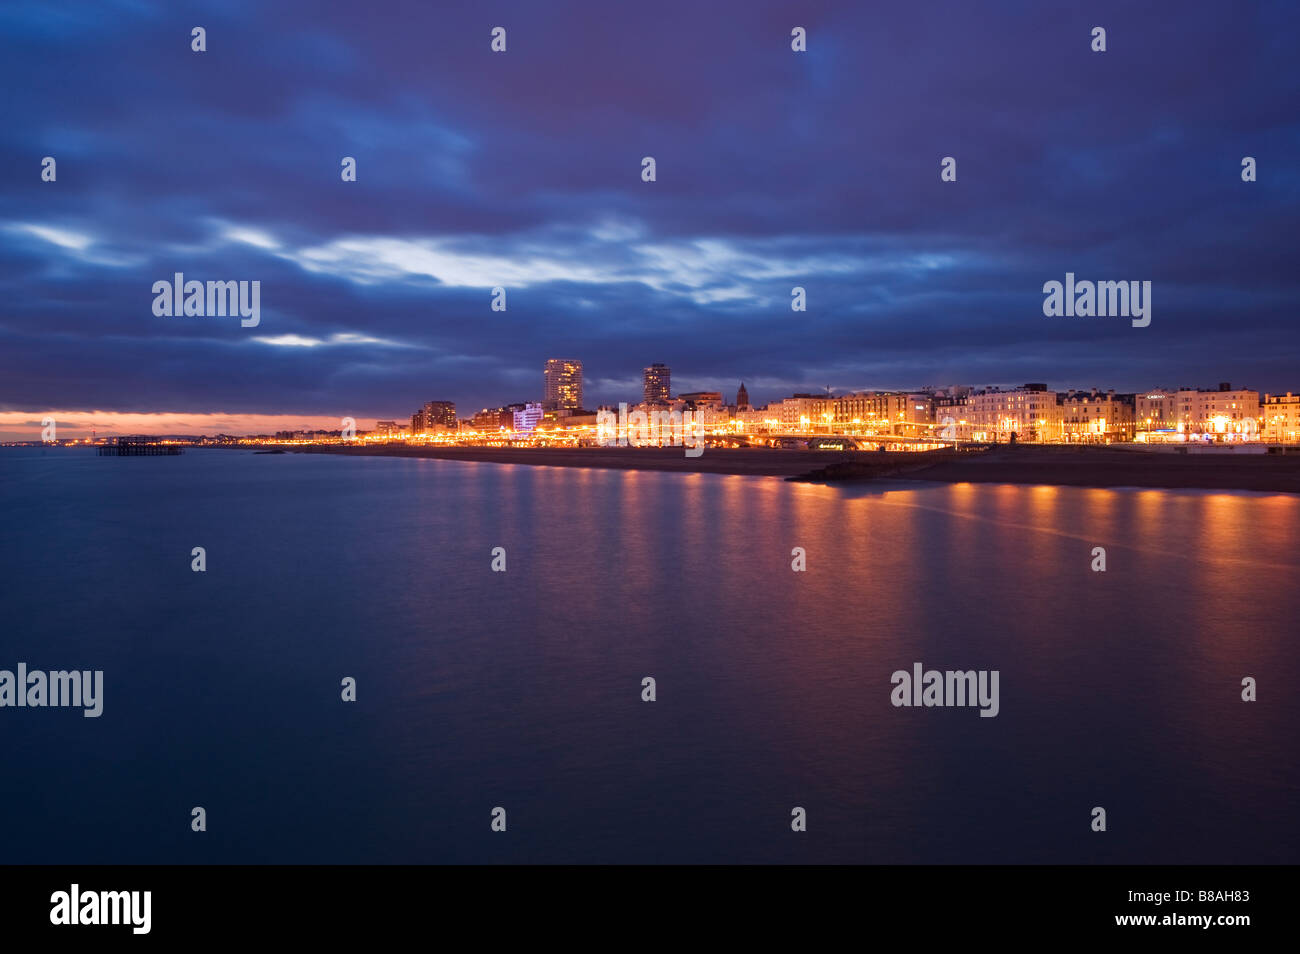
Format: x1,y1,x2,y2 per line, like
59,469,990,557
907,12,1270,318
288,444,1300,494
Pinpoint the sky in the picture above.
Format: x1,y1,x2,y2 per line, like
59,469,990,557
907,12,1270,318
2,0,1297,437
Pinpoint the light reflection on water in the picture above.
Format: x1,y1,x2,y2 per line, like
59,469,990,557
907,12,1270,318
0,449,1295,863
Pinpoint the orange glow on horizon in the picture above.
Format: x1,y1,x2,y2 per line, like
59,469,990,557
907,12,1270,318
0,410,360,440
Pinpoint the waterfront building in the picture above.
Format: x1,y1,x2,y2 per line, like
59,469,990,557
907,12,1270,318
1261,392,1300,443
695,402,733,430
832,392,934,437
1136,384,1259,443
1175,384,1259,442
1136,389,1178,439
933,396,973,441
472,407,514,430
1060,389,1135,443
407,401,456,436
423,400,457,431
968,384,1064,443
771,394,832,431
543,359,584,411
513,402,544,433
678,391,723,408
732,405,775,432
643,363,671,404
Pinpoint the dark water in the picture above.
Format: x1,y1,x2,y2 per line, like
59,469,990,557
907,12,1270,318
1,447,1296,864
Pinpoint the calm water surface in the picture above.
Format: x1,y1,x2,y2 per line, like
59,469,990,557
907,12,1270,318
1,447,1296,863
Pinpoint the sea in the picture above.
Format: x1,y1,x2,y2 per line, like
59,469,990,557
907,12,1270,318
1,447,1296,864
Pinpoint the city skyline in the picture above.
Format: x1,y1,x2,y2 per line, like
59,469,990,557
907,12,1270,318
8,345,1300,443
2,0,1298,440
13,362,1300,443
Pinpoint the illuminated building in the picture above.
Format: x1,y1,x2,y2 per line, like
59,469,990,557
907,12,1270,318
543,358,584,411
772,394,831,430
643,363,671,404
1261,392,1300,444
513,402,544,433
968,384,1063,442
406,401,457,436
1170,384,1259,442
1060,389,1135,443
473,407,514,430
695,401,733,429
732,405,771,430
832,392,934,436
546,408,599,428
933,396,972,441
1136,390,1177,440
421,401,457,432
736,382,750,409
678,391,723,409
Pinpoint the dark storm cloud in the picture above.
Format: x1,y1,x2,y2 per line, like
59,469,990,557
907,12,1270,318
1,0,1297,419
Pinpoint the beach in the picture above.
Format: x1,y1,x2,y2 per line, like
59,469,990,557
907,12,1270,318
289,443,1300,493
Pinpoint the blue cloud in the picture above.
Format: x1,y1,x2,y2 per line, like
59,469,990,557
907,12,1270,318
1,0,1298,419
